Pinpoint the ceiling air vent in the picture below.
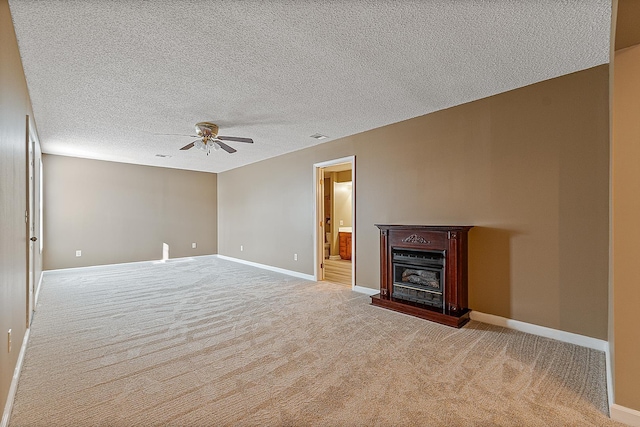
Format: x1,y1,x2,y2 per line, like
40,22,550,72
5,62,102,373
310,133,329,140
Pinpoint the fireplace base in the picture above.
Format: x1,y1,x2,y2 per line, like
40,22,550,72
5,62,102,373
370,294,470,328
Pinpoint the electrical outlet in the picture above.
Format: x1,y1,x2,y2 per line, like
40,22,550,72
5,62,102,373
240,245,243,252
75,250,82,257
294,253,298,261
192,242,197,249
340,220,344,225
7,329,11,353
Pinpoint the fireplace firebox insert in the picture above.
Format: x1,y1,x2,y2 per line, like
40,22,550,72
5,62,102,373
371,225,473,328
392,249,444,308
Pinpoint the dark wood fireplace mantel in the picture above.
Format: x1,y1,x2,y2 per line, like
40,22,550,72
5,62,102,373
371,225,473,328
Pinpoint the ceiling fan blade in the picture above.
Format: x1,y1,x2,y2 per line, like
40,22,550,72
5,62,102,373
215,140,237,154
180,140,199,150
217,136,253,143
156,133,200,137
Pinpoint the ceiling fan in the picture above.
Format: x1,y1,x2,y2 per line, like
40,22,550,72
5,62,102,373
177,122,253,155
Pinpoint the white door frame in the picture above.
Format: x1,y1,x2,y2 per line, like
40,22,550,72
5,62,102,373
26,115,35,326
313,156,355,288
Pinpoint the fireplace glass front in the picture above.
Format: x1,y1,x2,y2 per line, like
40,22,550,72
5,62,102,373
392,249,444,310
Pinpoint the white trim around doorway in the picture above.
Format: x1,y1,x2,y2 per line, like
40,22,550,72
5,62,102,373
313,156,356,289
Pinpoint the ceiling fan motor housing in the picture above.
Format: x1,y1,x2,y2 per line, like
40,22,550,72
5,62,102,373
195,122,219,138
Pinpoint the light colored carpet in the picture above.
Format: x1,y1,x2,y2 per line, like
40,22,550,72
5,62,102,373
9,256,620,426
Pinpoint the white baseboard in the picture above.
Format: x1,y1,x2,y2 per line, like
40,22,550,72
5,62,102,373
216,255,315,281
44,259,160,274
44,254,218,274
45,253,315,282
611,404,640,426
216,255,377,294
353,285,379,296
1,329,30,427
469,311,608,352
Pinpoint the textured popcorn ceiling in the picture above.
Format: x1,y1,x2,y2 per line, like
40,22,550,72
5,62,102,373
9,0,611,173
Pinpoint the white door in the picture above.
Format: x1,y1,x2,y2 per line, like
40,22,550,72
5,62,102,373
26,117,36,326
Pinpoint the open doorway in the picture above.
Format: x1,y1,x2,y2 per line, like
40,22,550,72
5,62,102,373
314,156,355,288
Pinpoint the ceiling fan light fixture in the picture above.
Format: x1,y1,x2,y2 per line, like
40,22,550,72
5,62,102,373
192,139,220,155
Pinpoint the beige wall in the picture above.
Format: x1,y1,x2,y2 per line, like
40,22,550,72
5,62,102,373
43,155,217,269
612,43,640,411
219,65,610,340
0,0,39,412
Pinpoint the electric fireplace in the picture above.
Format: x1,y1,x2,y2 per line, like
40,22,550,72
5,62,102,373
371,225,473,328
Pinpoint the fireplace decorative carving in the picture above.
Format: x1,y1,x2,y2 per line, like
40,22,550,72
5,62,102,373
401,234,430,244
371,225,473,328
